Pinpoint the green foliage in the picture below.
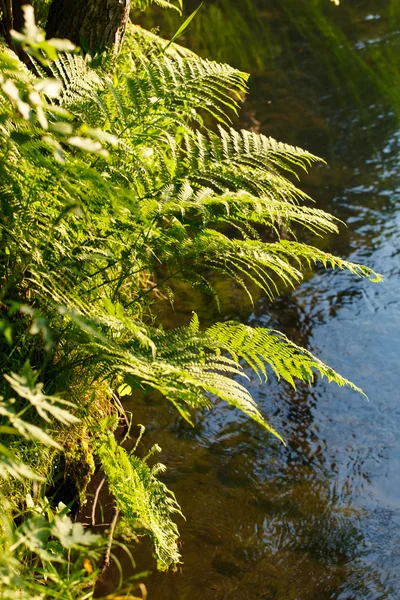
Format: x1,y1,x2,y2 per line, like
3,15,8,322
0,363,78,481
205,320,364,391
0,496,103,599
132,0,183,15
95,422,183,571
0,366,102,599
0,3,382,596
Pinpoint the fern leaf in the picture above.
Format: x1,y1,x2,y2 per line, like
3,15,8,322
95,430,182,570
206,320,366,394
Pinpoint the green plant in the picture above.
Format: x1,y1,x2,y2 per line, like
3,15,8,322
95,419,183,571
0,496,102,599
0,3,382,595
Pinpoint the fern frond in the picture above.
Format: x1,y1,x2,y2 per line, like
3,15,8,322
95,429,182,570
90,312,370,445
131,0,182,14
34,53,104,108
159,189,342,236
205,320,366,393
124,53,248,125
175,127,319,195
150,228,381,301
273,240,383,282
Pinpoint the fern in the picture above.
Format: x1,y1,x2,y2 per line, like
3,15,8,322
0,11,383,586
205,320,365,391
132,0,182,14
95,427,183,571
48,53,104,106
54,307,369,446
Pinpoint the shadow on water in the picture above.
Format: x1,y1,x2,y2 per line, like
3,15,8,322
107,2,400,598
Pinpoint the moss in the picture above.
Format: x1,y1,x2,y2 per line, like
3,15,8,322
63,429,96,507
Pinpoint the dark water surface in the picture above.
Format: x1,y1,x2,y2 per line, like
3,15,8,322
124,3,400,598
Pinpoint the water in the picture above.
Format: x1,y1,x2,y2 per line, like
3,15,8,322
121,3,400,598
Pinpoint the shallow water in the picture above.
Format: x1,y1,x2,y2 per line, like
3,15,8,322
121,3,400,598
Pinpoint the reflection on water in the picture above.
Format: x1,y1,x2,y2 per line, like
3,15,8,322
123,2,400,599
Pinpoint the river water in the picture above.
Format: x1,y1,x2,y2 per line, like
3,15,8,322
123,2,400,598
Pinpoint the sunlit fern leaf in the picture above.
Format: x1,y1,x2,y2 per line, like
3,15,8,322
29,52,104,108
123,52,248,125
149,228,381,301
118,125,323,204
159,189,342,237
275,240,383,282
131,0,182,13
176,128,320,195
52,304,282,438
205,320,366,394
217,126,321,172
139,321,283,439
95,428,182,570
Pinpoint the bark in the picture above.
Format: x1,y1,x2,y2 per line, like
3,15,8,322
0,0,30,47
45,0,131,55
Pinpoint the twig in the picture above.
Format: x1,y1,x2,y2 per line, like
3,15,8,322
91,476,106,526
101,506,120,574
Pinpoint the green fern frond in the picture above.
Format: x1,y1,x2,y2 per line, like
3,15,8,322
115,124,322,207
131,0,182,14
159,189,341,237
175,127,319,195
216,126,321,172
95,428,183,571
123,53,248,125
275,240,383,282
99,313,369,445
205,320,366,393
150,227,381,301
30,52,105,108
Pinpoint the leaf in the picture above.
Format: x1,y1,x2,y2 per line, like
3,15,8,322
95,431,183,570
164,4,203,52
51,515,101,549
67,136,108,155
11,420,62,449
4,368,79,426
34,78,62,98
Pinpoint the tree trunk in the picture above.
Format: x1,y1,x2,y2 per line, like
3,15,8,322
0,0,30,47
45,0,131,55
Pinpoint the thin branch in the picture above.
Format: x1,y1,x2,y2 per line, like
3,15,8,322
101,506,120,574
91,476,106,526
